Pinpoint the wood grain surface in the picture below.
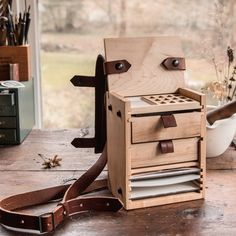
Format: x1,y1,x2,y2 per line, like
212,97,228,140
0,129,236,235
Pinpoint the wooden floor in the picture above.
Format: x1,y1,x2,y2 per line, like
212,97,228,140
0,129,236,236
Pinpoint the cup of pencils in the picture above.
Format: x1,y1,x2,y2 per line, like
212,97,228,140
0,0,31,81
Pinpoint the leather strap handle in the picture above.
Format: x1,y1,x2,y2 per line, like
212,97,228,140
159,140,174,154
161,114,177,128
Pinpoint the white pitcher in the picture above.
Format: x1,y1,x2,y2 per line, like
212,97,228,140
206,105,236,158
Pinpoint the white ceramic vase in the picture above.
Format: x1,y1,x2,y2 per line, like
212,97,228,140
206,105,236,158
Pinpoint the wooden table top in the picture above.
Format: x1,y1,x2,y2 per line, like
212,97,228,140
0,129,236,236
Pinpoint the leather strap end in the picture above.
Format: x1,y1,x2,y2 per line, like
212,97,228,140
71,138,95,148
104,60,131,75
70,75,95,87
159,140,174,154
162,57,186,70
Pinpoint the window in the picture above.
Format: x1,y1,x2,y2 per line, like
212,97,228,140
33,1,236,128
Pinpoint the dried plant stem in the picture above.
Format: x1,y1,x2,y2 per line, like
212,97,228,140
212,58,220,81
232,86,236,99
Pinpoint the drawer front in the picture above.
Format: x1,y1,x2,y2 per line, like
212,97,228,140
131,112,202,143
130,138,199,168
0,129,17,144
0,117,17,128
0,92,15,106
0,105,16,116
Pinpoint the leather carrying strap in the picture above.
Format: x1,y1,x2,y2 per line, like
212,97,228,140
0,145,122,234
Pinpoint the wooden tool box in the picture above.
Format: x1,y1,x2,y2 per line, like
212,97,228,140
104,37,206,210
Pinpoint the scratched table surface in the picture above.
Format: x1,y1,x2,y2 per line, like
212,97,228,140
0,129,236,236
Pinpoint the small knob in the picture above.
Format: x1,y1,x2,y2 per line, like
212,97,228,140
115,62,124,71
172,59,179,67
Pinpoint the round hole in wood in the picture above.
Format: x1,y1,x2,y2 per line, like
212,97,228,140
118,188,123,195
117,111,122,118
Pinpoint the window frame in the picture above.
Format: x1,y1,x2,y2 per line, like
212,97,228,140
13,0,43,128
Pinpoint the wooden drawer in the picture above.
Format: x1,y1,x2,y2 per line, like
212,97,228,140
131,112,201,143
0,129,17,144
0,117,17,128
0,105,16,116
0,92,15,106
130,138,199,169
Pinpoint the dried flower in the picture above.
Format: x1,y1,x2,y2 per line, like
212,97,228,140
38,153,62,169
227,46,234,63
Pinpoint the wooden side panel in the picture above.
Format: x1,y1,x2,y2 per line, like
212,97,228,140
104,37,185,97
199,96,206,198
107,92,130,205
131,112,202,143
178,88,205,106
130,138,199,168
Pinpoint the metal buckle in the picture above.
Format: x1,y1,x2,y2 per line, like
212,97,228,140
39,212,55,234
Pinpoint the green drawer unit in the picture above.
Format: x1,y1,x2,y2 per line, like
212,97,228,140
0,80,35,145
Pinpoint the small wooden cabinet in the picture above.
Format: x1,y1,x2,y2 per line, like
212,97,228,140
0,80,35,145
104,37,206,210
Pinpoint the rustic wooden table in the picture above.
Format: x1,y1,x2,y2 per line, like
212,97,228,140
0,130,236,236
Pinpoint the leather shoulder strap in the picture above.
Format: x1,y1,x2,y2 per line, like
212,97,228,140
0,145,122,234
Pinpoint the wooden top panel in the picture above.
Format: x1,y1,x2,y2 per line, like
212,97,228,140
104,37,185,97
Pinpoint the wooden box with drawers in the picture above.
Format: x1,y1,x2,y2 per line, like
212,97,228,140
104,37,206,210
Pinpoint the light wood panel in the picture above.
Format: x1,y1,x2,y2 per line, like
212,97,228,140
104,37,185,97
106,92,129,205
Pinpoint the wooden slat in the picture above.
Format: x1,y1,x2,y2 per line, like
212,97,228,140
131,161,199,175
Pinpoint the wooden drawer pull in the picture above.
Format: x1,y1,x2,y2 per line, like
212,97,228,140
161,114,177,128
159,140,174,153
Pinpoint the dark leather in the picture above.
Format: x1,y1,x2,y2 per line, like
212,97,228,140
71,55,107,153
207,100,236,125
161,114,177,128
104,60,131,74
162,57,186,70
0,145,122,234
70,75,95,87
159,140,174,153
71,137,96,148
